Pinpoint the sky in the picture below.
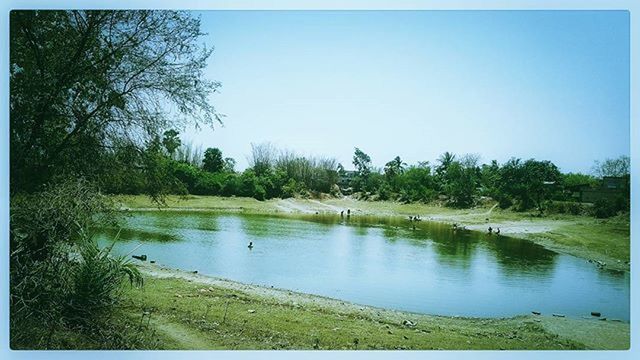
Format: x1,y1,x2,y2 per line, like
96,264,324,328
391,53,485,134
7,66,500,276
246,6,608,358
181,10,630,173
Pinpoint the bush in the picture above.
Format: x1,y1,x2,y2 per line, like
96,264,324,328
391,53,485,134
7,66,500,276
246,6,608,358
592,197,627,218
64,237,143,326
193,172,223,195
10,180,143,349
545,201,589,216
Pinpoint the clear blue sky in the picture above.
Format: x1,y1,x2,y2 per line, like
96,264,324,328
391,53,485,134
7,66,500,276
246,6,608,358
182,10,630,173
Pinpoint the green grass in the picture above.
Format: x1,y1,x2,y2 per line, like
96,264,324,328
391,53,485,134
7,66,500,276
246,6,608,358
120,276,596,350
534,215,630,262
17,272,629,350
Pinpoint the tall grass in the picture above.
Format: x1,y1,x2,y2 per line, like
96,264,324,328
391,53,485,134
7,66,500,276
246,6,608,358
10,179,144,349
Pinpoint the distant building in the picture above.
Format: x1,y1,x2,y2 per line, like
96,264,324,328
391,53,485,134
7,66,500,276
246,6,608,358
578,176,629,203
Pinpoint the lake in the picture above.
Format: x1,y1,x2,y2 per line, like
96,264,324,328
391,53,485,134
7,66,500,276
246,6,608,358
96,211,630,320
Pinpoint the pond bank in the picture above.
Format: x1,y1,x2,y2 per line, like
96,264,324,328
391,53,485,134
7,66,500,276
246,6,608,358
123,262,629,350
114,195,630,271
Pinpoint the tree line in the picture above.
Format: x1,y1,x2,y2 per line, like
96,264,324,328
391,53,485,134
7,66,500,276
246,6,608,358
98,129,630,218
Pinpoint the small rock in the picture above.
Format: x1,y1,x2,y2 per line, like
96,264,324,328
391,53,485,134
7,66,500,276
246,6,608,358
247,309,256,313
208,287,215,292
590,311,601,317
598,317,607,321
387,330,393,334
198,288,208,293
531,311,541,315
174,293,182,298
402,320,417,327
192,270,198,274
403,335,409,340
552,313,565,318
332,327,340,331
150,260,156,264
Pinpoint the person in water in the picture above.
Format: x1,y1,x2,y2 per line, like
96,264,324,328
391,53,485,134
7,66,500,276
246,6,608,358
248,242,253,249
488,226,493,234
496,228,501,235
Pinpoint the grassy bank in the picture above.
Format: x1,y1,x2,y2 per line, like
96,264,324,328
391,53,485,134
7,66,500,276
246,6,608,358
114,195,630,270
106,265,628,350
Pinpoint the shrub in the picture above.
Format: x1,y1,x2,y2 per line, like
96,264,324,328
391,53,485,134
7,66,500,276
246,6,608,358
545,201,588,216
10,180,143,348
592,197,628,218
64,237,143,326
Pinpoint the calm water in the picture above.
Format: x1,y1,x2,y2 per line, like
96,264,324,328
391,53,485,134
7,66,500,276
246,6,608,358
96,211,630,320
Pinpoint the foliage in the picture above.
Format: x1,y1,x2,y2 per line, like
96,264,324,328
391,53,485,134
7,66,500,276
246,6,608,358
10,180,142,348
10,10,221,192
545,201,590,216
592,155,630,178
64,238,143,326
384,156,406,192
397,165,437,203
10,179,118,260
442,160,478,208
562,172,598,189
352,148,372,192
249,142,277,177
592,197,628,219
94,131,629,217
203,147,224,173
499,158,561,211
162,130,182,158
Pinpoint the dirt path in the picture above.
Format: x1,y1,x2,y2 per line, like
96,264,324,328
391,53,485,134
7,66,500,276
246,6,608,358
275,198,315,213
308,199,343,212
151,315,213,349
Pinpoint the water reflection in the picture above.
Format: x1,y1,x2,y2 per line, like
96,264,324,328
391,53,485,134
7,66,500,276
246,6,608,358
95,212,629,320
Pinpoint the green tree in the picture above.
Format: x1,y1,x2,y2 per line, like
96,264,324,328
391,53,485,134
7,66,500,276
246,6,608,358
434,151,456,191
592,155,630,178
436,152,456,175
352,148,372,192
443,161,478,207
499,158,561,211
384,156,406,193
223,157,236,173
162,130,182,158
398,163,436,203
562,173,598,189
10,10,221,192
202,147,224,173
384,156,406,178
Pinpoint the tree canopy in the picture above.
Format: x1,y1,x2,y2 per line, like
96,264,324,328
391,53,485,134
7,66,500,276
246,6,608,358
10,10,221,192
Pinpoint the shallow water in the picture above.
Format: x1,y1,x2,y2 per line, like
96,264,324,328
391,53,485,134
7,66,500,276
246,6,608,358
96,211,629,320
